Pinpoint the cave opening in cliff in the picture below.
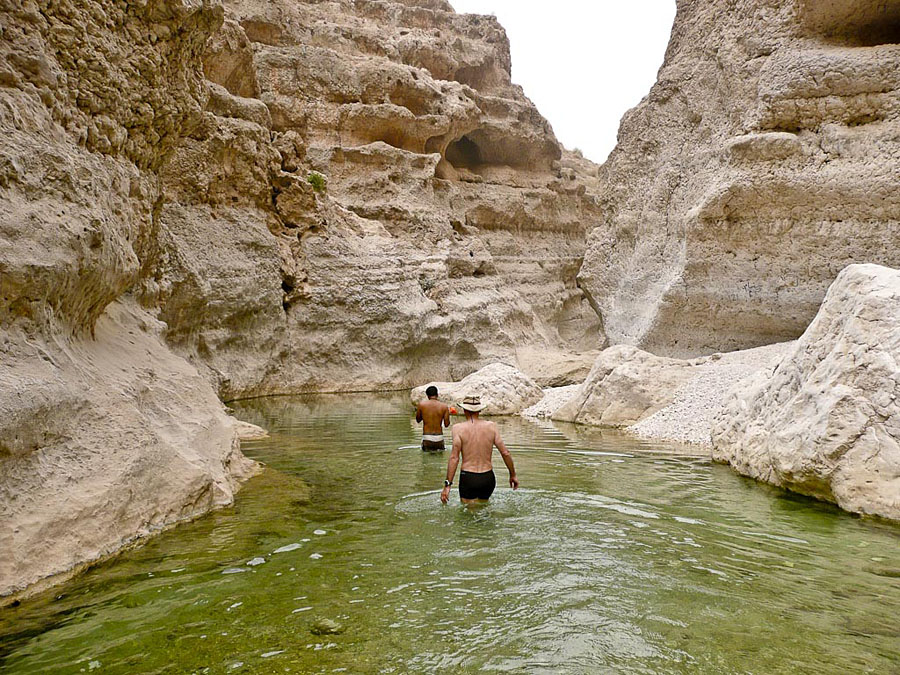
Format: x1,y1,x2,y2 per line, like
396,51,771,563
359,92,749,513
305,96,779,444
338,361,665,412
445,135,483,169
800,0,900,45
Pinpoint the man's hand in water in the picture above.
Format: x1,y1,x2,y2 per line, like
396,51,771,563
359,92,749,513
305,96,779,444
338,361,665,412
509,474,519,490
440,485,451,504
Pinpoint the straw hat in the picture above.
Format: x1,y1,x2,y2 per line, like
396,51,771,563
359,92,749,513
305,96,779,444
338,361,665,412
460,394,486,412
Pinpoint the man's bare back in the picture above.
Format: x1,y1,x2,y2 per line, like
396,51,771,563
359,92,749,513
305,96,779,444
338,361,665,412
417,387,451,451
451,419,506,473
441,396,518,504
416,398,450,436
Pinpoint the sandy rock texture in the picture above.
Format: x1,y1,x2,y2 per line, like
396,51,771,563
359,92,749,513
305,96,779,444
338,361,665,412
712,265,900,521
630,343,790,445
0,0,258,599
150,0,605,399
0,302,258,598
580,0,900,357
521,385,581,419
411,363,544,415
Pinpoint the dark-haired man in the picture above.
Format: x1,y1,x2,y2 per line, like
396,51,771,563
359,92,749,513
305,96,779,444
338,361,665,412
416,385,451,451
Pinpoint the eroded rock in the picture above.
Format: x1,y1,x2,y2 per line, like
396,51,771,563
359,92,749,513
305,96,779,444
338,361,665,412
552,346,697,427
411,363,543,416
712,264,900,521
580,0,900,357
148,0,605,397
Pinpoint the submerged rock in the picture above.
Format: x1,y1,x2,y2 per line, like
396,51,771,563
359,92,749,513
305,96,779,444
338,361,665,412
411,363,544,415
712,264,900,521
230,420,270,441
310,618,345,636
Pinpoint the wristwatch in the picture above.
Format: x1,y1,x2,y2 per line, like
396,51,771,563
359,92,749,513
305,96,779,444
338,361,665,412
444,480,452,487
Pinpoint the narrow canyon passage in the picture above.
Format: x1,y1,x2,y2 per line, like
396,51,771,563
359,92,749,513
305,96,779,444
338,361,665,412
1,394,897,674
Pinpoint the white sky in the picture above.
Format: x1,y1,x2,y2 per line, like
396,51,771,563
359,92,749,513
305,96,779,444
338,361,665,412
449,1,677,163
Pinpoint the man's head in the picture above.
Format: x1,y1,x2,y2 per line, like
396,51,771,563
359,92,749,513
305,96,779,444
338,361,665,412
461,394,486,419
426,385,439,400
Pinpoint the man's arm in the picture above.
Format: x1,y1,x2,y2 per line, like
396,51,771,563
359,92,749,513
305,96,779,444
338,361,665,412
441,432,462,504
493,424,518,489
415,403,423,423
442,404,451,429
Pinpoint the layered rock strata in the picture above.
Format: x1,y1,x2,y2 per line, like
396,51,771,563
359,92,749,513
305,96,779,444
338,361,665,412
0,0,602,597
713,264,900,521
151,0,605,398
580,0,900,357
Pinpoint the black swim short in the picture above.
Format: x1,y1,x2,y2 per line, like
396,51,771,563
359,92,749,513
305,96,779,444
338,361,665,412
459,470,496,500
422,439,445,452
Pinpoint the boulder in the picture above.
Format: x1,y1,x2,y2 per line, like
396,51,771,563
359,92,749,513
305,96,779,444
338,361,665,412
552,346,697,427
516,348,602,387
411,363,543,415
712,264,900,521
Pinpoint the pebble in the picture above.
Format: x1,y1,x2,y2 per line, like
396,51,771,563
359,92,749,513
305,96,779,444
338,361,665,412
273,543,302,554
310,618,345,635
246,557,266,567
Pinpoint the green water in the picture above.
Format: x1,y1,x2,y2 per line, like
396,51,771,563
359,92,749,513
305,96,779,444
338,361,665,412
1,393,899,674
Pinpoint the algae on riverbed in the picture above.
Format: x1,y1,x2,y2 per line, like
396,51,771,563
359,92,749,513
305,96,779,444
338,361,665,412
1,393,898,674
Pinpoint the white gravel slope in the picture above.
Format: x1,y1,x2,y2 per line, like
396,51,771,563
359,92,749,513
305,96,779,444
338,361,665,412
521,385,581,418
628,343,793,446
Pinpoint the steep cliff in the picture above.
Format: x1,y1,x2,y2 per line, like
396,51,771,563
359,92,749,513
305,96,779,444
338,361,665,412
0,0,260,599
148,0,605,398
580,0,900,357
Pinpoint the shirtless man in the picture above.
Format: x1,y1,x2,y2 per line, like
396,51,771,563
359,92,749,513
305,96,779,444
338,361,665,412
440,394,518,504
416,385,451,451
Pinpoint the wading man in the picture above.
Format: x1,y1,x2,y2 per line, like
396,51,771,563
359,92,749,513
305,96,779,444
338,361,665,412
441,395,519,504
416,385,451,451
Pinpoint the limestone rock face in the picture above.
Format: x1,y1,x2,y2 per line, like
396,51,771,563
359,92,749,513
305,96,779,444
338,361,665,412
0,301,259,598
411,363,544,416
0,0,257,599
712,264,900,521
149,0,605,398
580,0,900,357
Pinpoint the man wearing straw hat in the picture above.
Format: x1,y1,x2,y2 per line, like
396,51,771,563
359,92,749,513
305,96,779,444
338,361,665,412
440,394,519,504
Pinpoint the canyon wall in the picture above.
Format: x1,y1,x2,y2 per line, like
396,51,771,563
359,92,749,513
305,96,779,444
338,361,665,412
0,0,602,596
150,0,605,399
580,0,900,357
713,264,900,521
0,0,260,598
